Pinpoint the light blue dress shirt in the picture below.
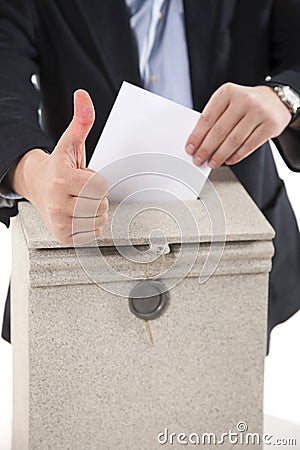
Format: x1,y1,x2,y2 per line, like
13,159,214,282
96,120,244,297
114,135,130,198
126,0,193,107
0,0,193,208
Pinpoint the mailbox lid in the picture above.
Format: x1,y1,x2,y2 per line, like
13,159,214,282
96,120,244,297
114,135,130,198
17,167,274,251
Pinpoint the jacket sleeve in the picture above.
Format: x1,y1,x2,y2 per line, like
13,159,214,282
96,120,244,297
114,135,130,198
0,0,54,227
267,0,300,171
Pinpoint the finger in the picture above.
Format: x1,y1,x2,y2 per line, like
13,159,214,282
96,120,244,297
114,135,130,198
72,228,103,246
225,124,268,165
49,195,109,220
71,196,109,218
72,213,108,234
53,212,107,242
66,168,109,199
192,104,247,166
205,114,261,168
185,83,232,155
55,90,95,169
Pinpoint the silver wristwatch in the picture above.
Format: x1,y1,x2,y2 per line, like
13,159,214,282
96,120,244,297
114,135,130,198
273,84,300,123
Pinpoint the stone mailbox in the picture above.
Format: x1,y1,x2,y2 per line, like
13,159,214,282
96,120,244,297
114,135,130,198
11,167,274,450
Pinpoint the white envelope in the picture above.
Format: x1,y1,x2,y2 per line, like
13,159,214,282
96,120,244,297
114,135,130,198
88,82,210,202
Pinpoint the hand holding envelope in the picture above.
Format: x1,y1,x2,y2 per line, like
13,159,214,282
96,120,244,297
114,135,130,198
88,82,211,202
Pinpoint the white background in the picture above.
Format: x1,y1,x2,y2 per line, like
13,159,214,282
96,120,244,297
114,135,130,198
0,144,299,449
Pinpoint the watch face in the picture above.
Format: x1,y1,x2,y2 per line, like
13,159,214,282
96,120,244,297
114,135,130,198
282,86,300,109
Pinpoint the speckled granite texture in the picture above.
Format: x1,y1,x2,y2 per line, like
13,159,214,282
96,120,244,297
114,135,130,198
11,168,274,450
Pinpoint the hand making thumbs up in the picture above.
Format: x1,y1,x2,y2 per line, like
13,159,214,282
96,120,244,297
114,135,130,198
6,90,109,245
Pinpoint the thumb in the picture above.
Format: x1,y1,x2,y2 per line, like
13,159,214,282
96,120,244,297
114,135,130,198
55,89,95,169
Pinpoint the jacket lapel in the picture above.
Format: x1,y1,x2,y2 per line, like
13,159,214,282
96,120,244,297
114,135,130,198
183,0,236,111
73,0,142,93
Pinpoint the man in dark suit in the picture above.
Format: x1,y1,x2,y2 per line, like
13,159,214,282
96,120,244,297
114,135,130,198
1,1,300,347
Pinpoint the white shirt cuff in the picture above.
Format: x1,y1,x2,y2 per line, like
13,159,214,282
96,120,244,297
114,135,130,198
0,184,23,208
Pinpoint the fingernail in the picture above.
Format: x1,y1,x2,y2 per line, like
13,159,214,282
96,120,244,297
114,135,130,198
209,160,217,169
193,156,203,166
186,144,196,155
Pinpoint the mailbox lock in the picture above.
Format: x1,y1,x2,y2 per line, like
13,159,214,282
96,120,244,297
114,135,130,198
128,279,169,320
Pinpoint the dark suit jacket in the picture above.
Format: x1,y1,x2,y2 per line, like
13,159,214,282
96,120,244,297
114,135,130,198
1,0,300,343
